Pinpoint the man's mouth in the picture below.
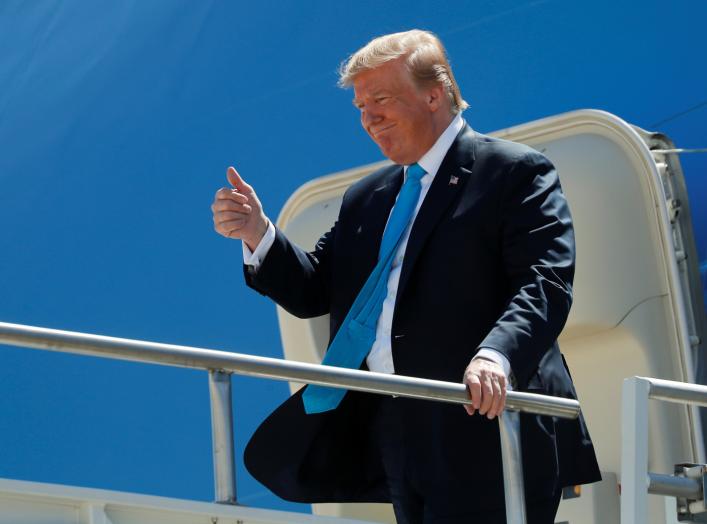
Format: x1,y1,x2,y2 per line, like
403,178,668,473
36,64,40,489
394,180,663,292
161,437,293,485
372,124,395,137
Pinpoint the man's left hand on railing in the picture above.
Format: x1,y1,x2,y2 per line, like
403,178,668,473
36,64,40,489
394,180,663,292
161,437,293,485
463,357,507,419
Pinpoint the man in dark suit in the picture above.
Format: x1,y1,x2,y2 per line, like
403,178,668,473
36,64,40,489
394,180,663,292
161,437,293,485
212,29,600,523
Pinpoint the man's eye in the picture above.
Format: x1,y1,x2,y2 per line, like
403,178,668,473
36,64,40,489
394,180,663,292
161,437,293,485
376,97,390,105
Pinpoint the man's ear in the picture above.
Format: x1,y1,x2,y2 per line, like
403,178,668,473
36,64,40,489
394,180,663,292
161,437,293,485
426,84,446,112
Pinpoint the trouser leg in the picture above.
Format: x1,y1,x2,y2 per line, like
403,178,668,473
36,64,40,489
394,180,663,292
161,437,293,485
371,396,562,524
371,396,424,524
420,490,562,524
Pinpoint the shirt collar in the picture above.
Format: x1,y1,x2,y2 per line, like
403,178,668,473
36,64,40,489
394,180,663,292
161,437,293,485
407,112,465,178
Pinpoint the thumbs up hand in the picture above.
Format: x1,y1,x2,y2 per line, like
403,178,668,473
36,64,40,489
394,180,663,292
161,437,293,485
212,166,269,251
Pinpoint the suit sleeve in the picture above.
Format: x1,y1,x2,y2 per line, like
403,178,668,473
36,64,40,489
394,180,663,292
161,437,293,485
478,150,575,389
243,224,336,319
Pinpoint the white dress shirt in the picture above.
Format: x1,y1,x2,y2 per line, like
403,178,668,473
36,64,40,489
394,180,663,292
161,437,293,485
243,113,511,379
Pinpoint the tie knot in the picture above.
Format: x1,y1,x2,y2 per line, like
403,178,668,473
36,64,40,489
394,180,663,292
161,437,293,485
406,163,426,182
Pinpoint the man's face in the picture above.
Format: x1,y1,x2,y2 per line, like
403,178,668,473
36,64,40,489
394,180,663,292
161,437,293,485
352,58,440,165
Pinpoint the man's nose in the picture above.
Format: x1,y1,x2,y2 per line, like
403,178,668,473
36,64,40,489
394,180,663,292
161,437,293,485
361,107,382,127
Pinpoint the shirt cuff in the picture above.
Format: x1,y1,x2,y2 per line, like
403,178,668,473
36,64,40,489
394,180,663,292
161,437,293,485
474,349,514,390
242,220,276,271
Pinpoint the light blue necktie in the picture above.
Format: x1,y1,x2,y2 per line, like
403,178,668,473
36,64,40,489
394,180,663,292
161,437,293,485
303,163,427,414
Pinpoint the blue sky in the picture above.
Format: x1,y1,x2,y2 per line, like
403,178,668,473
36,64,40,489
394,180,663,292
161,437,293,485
1,0,705,514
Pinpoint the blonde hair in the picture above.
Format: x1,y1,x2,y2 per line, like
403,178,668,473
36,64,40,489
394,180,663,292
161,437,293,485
339,29,469,114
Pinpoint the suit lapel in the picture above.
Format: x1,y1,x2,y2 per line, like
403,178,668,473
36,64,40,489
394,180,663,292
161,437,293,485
396,125,477,301
353,165,403,276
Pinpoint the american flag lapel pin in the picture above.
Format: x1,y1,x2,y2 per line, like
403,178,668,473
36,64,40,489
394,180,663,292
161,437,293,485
449,175,459,186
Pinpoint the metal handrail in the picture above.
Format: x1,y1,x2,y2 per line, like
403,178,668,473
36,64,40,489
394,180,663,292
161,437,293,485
0,322,579,418
621,376,707,524
644,376,707,407
0,321,581,524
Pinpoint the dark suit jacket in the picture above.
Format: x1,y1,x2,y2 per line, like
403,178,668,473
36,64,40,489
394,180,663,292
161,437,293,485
243,124,601,513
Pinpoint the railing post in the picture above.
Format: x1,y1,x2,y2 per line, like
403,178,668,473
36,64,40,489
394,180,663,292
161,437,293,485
621,376,651,524
499,410,527,524
208,370,237,504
